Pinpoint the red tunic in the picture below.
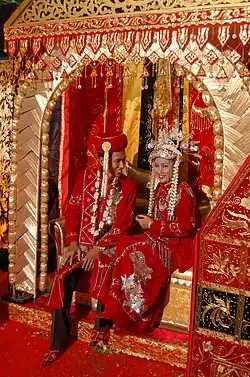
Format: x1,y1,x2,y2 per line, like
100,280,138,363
90,181,196,333
48,164,136,309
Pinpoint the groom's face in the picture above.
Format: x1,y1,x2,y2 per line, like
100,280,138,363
110,151,126,178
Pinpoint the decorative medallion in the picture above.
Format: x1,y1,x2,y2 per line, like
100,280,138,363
197,287,237,336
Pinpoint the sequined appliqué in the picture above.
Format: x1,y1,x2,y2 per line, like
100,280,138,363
121,274,145,314
121,251,153,315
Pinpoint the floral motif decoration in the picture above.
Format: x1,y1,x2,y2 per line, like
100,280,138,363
193,332,250,377
206,248,240,285
0,73,15,248
197,287,237,336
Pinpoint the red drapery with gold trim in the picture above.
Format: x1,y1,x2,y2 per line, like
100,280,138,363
59,70,123,215
188,86,215,194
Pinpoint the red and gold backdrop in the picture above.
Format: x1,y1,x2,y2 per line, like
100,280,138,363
58,72,123,215
187,155,250,377
1,1,250,374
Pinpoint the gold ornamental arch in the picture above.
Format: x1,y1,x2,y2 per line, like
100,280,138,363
5,0,250,299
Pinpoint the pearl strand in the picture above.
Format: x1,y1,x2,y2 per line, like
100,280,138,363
91,172,118,237
91,170,101,233
167,156,181,220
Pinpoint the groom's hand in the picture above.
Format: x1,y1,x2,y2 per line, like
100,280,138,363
82,246,101,271
61,241,80,266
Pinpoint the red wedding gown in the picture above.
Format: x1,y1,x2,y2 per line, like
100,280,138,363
91,181,196,333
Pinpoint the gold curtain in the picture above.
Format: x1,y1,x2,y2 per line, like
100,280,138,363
122,62,143,165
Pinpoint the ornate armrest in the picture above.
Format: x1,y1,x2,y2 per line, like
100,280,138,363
49,217,65,269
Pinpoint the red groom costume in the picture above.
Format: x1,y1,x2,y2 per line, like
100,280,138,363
42,109,137,364
48,156,136,310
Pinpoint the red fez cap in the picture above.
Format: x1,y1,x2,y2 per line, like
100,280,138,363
94,132,127,152
92,107,127,152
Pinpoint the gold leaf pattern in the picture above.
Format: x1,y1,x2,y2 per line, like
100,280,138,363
0,62,14,248
10,0,250,25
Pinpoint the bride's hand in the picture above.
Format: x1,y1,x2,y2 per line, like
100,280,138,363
135,215,152,230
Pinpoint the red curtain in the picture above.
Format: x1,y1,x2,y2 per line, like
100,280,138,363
59,67,123,215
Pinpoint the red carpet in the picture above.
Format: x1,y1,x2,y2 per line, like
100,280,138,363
0,320,185,377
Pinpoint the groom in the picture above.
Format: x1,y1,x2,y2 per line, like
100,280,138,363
42,116,136,366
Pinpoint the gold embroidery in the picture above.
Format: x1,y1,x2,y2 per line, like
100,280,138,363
207,249,240,284
69,195,82,205
222,208,250,237
202,294,235,329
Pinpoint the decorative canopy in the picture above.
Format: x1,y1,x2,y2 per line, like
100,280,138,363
3,0,250,80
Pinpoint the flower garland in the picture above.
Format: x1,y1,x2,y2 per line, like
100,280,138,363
90,170,118,237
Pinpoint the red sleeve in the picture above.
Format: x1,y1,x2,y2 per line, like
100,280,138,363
147,182,196,238
96,177,136,247
64,171,84,245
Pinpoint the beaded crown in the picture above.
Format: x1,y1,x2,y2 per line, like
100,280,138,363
148,129,200,164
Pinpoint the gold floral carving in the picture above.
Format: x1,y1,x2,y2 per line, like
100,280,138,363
212,360,250,377
242,318,250,336
0,61,14,249
8,0,250,26
222,208,250,238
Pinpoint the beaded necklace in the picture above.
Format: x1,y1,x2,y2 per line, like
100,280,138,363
90,170,118,237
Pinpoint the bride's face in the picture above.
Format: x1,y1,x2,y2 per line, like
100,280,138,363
152,157,174,183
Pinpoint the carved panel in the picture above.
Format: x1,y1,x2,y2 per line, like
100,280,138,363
197,287,237,337
190,331,250,377
11,0,250,25
199,241,244,290
11,89,49,295
188,156,250,376
0,61,14,247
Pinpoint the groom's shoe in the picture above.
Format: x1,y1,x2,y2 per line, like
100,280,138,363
42,349,61,366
